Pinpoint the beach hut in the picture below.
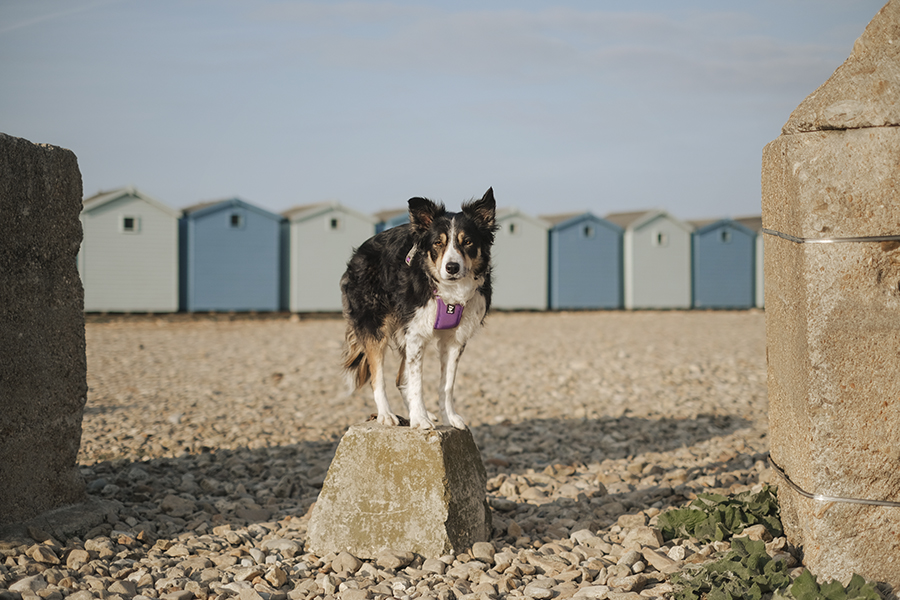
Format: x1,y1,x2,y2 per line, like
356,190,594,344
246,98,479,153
690,219,757,309
734,216,764,308
79,186,180,312
283,202,377,312
179,198,284,312
491,208,550,311
374,208,409,233
606,210,693,310
543,212,623,310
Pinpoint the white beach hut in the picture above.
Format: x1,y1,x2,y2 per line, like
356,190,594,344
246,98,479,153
606,209,693,310
79,186,180,312
283,202,377,312
491,208,550,311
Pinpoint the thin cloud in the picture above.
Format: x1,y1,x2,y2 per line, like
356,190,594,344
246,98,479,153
0,0,126,35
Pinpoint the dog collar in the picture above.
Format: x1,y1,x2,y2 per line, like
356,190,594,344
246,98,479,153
434,295,464,330
405,244,464,329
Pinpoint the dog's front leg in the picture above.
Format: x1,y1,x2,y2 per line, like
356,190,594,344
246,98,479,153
404,334,435,430
368,341,400,426
438,339,467,430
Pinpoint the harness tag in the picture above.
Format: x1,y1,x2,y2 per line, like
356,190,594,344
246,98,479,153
434,296,464,330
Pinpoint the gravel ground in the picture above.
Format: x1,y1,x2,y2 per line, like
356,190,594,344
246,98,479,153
2,310,785,600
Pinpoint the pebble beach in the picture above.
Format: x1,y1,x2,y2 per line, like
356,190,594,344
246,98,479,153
2,310,782,600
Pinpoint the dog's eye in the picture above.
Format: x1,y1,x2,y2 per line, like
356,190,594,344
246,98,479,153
462,238,473,247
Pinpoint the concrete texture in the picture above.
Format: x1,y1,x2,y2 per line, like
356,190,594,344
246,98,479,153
782,1,900,135
307,423,492,558
762,0,900,586
0,133,87,524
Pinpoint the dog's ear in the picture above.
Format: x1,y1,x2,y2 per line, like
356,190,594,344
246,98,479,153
462,187,498,234
408,197,445,232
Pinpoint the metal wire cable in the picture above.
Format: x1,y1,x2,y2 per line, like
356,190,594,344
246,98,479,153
768,454,900,508
762,228,900,244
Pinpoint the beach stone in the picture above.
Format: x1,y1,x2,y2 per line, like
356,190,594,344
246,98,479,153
0,133,86,525
621,527,662,549
331,551,363,574
762,0,900,587
471,541,496,564
261,538,302,559
307,423,491,558
9,575,48,593
422,557,446,575
523,582,555,599
161,495,196,518
109,581,137,596
574,586,610,599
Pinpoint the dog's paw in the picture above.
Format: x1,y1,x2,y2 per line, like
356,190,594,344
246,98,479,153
446,413,468,430
376,412,401,426
409,413,436,430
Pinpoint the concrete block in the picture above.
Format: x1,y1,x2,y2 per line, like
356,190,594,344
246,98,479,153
782,1,900,134
0,133,87,524
764,234,900,584
762,1,900,585
307,423,492,558
762,128,900,239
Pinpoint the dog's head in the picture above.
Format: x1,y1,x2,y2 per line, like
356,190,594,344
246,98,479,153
408,188,498,283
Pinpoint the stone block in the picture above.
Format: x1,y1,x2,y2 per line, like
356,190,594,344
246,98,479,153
762,1,900,585
782,1,900,134
762,128,900,239
307,423,492,558
0,133,87,524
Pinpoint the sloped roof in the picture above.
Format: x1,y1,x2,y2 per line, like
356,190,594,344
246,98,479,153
82,186,181,218
374,208,408,223
606,209,693,233
282,201,377,224
604,210,652,229
540,212,585,226
181,197,284,222
691,218,757,237
734,216,763,232
495,207,551,230
541,211,624,233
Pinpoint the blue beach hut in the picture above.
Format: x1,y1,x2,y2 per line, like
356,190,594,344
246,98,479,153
375,208,409,233
179,198,284,312
543,212,623,310
690,218,757,309
735,216,764,308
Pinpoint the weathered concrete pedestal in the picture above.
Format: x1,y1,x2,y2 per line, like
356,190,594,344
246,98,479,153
307,423,492,558
762,1,900,586
0,133,87,524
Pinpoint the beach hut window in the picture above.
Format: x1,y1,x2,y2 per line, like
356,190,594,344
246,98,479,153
509,222,518,235
121,215,139,233
720,229,732,243
230,213,243,228
329,217,341,231
653,231,668,247
583,225,595,238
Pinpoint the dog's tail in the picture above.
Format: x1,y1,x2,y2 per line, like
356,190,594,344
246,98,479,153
342,325,371,391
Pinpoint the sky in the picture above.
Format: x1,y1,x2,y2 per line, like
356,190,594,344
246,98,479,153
0,1,887,220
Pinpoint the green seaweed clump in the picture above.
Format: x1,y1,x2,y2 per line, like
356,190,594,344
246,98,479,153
658,486,783,543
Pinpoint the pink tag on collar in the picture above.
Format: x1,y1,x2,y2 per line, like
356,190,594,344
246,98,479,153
434,296,464,329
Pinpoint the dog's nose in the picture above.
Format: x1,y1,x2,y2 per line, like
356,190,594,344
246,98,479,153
446,262,460,275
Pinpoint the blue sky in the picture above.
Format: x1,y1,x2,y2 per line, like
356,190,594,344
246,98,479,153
0,1,886,219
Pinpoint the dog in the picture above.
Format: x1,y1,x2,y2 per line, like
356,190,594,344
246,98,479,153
340,188,498,430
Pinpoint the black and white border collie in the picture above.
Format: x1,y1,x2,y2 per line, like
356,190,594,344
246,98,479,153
340,188,498,430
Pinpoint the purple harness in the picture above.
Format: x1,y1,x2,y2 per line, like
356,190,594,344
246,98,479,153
406,245,464,330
